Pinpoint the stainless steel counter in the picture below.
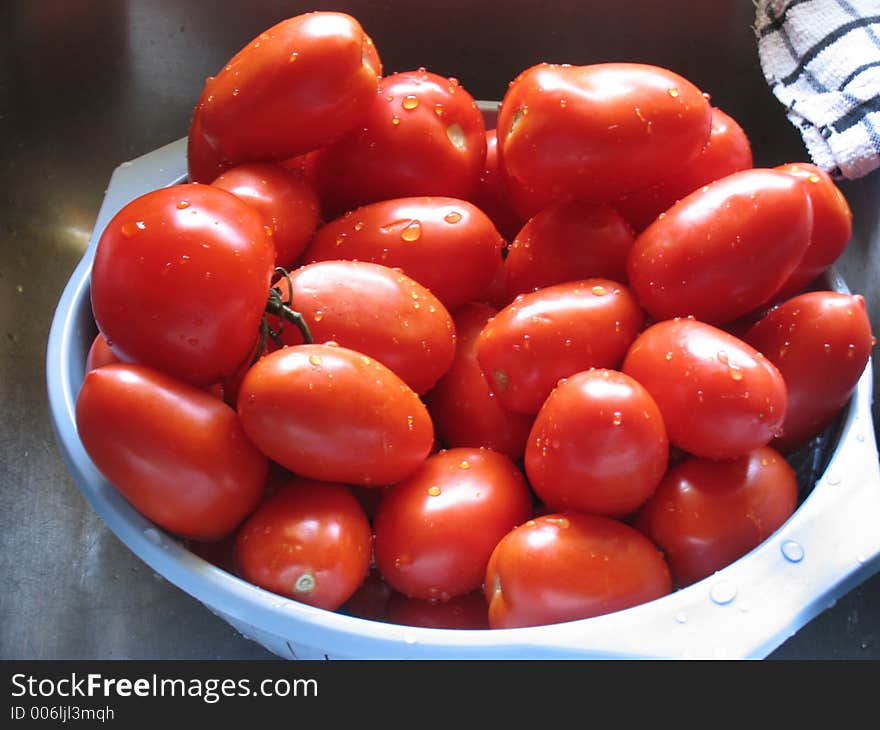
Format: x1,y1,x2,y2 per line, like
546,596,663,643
2,0,878,659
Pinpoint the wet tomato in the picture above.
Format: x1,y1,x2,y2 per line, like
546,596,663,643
85,332,120,372
470,128,524,241
373,447,533,601
485,512,671,628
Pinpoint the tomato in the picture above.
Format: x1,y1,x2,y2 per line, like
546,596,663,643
425,303,534,460
384,591,489,630
186,534,238,573
497,63,712,203
633,446,798,587
212,163,321,270
373,447,533,601
772,163,853,300
743,291,873,452
303,197,504,312
525,369,668,517
622,318,788,459
75,363,267,541
485,512,671,629
476,279,644,414
272,260,456,394
311,70,487,216
501,199,634,304
614,106,754,232
187,103,229,184
195,12,381,165
91,184,274,385
237,343,433,486
235,479,372,610
627,168,813,324
85,332,119,371
340,568,394,621
470,129,524,241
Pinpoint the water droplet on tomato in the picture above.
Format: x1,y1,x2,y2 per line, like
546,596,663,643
428,485,441,497
309,354,322,366
400,220,422,242
289,51,298,62
446,123,466,149
667,87,680,98
444,211,462,224
591,284,607,296
391,115,401,126
402,95,419,110
458,460,471,470
176,200,190,210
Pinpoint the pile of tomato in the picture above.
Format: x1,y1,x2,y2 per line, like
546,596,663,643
75,11,874,632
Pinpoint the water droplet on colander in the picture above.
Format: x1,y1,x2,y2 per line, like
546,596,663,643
675,610,688,624
781,540,804,563
144,528,163,545
709,580,737,605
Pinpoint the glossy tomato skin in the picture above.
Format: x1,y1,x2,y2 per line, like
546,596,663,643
91,184,274,385
85,332,120,371
501,199,635,304
485,512,671,629
614,106,754,232
476,279,645,414
384,591,489,630
303,196,504,312
272,260,456,394
196,12,381,165
311,70,486,217
622,318,787,460
373,447,533,601
470,129,524,241
633,446,798,587
237,344,433,486
772,163,853,300
425,303,534,460
75,364,268,541
235,479,372,610
744,291,873,452
498,63,712,203
525,369,668,517
627,168,813,325
187,102,230,184
212,163,320,269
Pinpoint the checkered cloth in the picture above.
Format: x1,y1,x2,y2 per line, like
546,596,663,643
756,0,880,180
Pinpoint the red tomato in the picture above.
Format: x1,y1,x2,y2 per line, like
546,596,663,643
235,479,372,610
497,63,712,203
772,163,853,300
196,12,381,165
425,303,534,461
91,184,274,385
186,534,238,574
614,106,754,232
373,447,533,601
187,103,229,184
627,168,813,324
501,199,634,304
212,163,321,270
743,291,873,451
340,568,394,621
311,70,486,216
470,129,524,241
485,512,671,629
237,344,433,486
525,369,668,517
75,364,267,541
476,279,645,414
633,447,798,587
384,591,489,630
85,332,120,371
622,318,788,460
272,260,456,394
303,197,504,312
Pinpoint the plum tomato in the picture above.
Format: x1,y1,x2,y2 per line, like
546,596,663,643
497,62,712,203
303,196,504,312
75,363,268,541
476,279,645,414
614,106,754,232
237,343,433,486
622,318,788,460
339,568,394,621
485,512,672,629
501,199,635,304
195,12,381,165
211,163,321,270
235,479,372,610
373,447,533,601
85,332,120,372
743,291,874,452
772,163,853,300
627,168,813,324
310,69,486,217
187,102,229,184
424,303,534,460
470,129,524,241
633,446,798,587
525,369,668,517
271,260,456,394
384,591,489,630
90,184,275,385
